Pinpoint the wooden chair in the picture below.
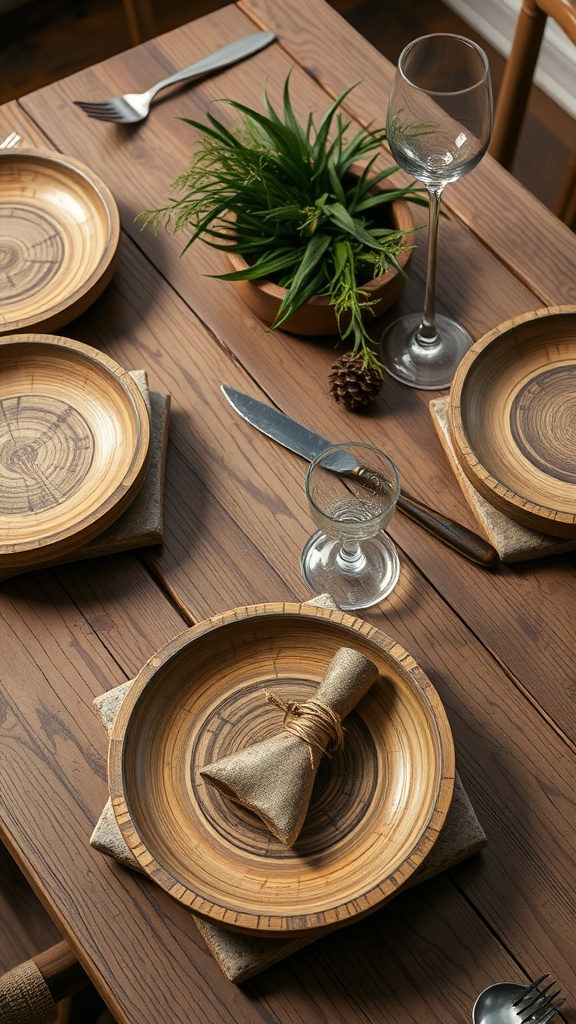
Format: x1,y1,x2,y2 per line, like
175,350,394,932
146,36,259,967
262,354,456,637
0,841,90,1023
0,941,89,1023
121,0,156,45
489,0,576,225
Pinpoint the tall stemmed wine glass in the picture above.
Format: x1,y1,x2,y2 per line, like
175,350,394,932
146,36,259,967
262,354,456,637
380,33,493,389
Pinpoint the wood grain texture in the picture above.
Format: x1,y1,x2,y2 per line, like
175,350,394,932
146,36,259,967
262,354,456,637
237,0,576,308
449,306,576,537
0,840,62,973
16,10,540,348
58,172,576,744
0,149,120,335
1,13,575,1024
109,603,454,936
0,334,150,567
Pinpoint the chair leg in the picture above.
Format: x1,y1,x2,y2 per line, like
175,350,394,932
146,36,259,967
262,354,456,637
555,149,576,226
57,995,72,1023
121,0,156,45
489,0,548,169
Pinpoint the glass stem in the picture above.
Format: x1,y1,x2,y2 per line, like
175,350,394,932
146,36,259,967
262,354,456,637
417,185,444,344
337,541,366,574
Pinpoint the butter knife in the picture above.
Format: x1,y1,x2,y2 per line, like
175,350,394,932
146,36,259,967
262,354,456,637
221,385,498,567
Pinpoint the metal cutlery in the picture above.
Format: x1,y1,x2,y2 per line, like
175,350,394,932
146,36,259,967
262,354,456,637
0,131,21,148
73,31,275,123
221,386,499,567
473,975,566,1024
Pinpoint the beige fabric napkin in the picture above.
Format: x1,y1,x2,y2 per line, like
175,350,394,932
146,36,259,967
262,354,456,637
90,596,486,983
200,646,379,846
430,396,576,562
0,372,170,581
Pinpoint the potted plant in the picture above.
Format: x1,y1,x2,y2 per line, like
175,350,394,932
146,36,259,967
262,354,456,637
140,76,424,408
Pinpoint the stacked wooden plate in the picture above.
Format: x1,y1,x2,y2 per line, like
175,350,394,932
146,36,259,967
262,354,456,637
0,334,150,569
0,149,120,335
109,602,455,938
449,306,576,538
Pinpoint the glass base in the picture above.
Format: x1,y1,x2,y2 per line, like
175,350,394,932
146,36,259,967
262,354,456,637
380,312,473,390
300,530,400,611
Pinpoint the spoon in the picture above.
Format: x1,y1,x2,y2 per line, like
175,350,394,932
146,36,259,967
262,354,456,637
473,984,528,1024
472,979,565,1024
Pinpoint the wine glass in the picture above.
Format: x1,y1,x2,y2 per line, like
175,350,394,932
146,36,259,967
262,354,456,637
380,33,493,389
300,442,400,611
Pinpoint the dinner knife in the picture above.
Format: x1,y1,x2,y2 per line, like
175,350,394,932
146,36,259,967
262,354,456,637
221,385,499,567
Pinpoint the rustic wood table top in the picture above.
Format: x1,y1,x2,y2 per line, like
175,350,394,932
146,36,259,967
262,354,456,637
1,1,575,1021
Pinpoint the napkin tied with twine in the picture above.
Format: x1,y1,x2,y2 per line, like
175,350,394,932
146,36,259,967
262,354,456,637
200,645,378,846
90,595,487,982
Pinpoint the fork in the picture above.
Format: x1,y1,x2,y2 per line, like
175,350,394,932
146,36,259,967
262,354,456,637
473,974,567,1024
73,31,275,124
0,131,21,148
513,975,566,1024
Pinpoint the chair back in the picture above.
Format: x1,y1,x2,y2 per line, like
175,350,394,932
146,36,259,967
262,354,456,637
489,0,576,224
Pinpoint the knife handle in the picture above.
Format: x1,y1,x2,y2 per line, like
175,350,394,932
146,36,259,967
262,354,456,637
397,489,499,567
350,467,498,567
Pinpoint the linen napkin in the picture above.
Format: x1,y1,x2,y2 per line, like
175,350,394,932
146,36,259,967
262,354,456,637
0,372,170,581
200,646,378,846
430,396,576,562
90,596,486,983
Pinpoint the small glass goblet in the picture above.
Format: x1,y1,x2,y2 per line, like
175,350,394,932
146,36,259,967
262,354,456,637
300,442,400,611
380,32,493,390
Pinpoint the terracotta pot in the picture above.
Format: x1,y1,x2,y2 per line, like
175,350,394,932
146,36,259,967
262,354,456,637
223,191,415,337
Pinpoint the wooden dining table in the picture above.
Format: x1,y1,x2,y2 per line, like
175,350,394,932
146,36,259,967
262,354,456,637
1,0,575,1021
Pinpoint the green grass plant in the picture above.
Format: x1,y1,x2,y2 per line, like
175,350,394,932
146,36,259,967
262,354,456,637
140,76,425,372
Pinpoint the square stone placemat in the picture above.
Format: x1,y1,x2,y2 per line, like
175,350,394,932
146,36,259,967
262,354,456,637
91,598,486,983
430,396,575,563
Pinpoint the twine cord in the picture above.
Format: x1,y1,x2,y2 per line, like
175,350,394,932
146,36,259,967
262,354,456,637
265,691,345,758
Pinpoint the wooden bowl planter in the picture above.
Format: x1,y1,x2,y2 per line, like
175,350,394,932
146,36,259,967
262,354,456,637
109,602,455,938
449,305,576,537
224,195,415,337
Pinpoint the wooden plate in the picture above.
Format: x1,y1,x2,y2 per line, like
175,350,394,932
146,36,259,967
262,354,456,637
449,306,576,537
0,149,120,335
0,334,150,568
109,603,455,938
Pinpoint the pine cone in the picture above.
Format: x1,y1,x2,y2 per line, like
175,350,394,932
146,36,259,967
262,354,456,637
328,353,384,411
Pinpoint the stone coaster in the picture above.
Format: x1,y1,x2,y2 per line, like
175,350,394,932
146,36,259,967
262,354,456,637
91,599,486,983
430,396,575,563
0,371,170,581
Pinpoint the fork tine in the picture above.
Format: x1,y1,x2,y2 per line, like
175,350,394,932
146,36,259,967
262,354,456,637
74,102,116,113
86,114,123,123
0,131,20,148
520,990,561,1021
532,998,566,1024
514,976,551,1005
518,981,558,1013
81,110,122,122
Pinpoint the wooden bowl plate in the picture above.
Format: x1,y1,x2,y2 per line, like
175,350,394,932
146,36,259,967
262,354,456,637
0,334,150,568
0,149,120,335
109,603,455,938
449,306,576,537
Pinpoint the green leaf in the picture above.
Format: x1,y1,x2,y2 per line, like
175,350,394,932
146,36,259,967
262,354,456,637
141,73,428,368
214,248,304,280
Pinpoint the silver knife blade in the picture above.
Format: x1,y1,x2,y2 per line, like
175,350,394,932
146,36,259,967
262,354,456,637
221,385,499,567
221,386,355,473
